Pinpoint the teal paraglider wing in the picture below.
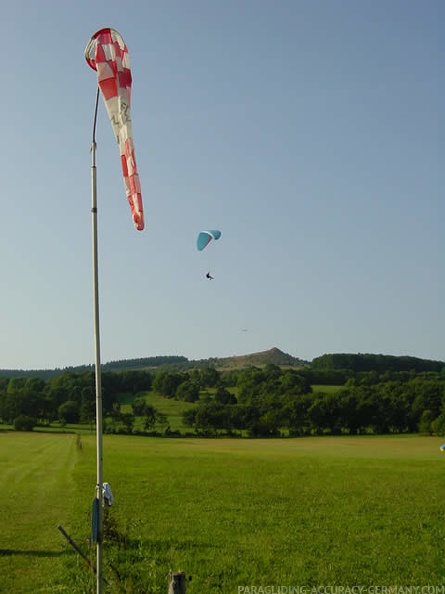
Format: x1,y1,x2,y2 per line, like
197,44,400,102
197,230,221,251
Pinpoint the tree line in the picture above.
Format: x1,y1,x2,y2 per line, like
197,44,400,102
0,370,152,431
179,365,445,437
311,353,444,374
1,362,444,437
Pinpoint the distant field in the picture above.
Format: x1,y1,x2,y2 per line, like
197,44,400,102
119,391,196,432
311,384,344,393
143,391,196,416
128,383,428,434
132,387,343,432
0,433,444,593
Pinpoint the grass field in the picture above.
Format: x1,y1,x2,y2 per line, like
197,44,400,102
0,432,444,593
0,432,80,592
311,385,344,394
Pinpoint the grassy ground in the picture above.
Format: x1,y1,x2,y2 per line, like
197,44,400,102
311,384,344,394
144,392,197,432
0,432,80,593
1,433,444,593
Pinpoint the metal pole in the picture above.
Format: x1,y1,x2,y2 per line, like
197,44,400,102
90,86,103,594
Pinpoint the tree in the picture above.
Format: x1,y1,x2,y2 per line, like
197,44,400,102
105,410,135,434
282,393,312,436
157,412,168,431
411,379,443,422
214,386,236,405
79,387,95,425
0,392,22,424
193,401,230,435
279,370,312,395
20,377,47,422
121,370,152,393
58,401,80,425
307,393,342,435
152,371,187,398
143,404,158,431
433,413,445,437
337,388,369,434
255,409,284,437
236,367,266,403
263,364,282,381
418,410,434,435
132,396,147,416
120,413,135,434
183,409,197,428
199,367,220,388
176,380,200,403
7,377,27,396
232,403,261,434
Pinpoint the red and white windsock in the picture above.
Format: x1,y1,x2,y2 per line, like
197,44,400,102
85,28,144,231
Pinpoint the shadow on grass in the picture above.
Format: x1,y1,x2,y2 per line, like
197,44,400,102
0,548,70,558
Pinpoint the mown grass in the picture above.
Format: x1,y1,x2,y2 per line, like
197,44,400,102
1,433,444,593
0,432,80,593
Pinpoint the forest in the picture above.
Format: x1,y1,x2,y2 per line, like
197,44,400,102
0,352,444,437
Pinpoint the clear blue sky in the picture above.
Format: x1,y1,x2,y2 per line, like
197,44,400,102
0,0,442,369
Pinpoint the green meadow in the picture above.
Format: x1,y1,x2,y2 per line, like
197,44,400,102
0,432,444,593
311,385,344,394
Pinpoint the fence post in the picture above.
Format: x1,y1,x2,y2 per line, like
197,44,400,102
168,571,187,594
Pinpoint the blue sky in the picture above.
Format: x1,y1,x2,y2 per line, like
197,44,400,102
0,0,442,369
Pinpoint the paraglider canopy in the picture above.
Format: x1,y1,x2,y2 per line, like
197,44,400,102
197,230,221,251
440,444,445,452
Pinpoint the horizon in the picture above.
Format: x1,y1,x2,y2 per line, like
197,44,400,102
1,346,443,373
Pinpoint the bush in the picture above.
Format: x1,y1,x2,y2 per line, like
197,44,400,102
14,415,36,431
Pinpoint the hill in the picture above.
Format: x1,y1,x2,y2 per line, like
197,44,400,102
0,348,306,379
195,347,308,369
0,349,442,379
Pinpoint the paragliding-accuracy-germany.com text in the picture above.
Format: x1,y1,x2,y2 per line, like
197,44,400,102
237,587,445,594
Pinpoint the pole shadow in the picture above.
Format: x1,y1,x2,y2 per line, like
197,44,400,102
0,549,70,558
